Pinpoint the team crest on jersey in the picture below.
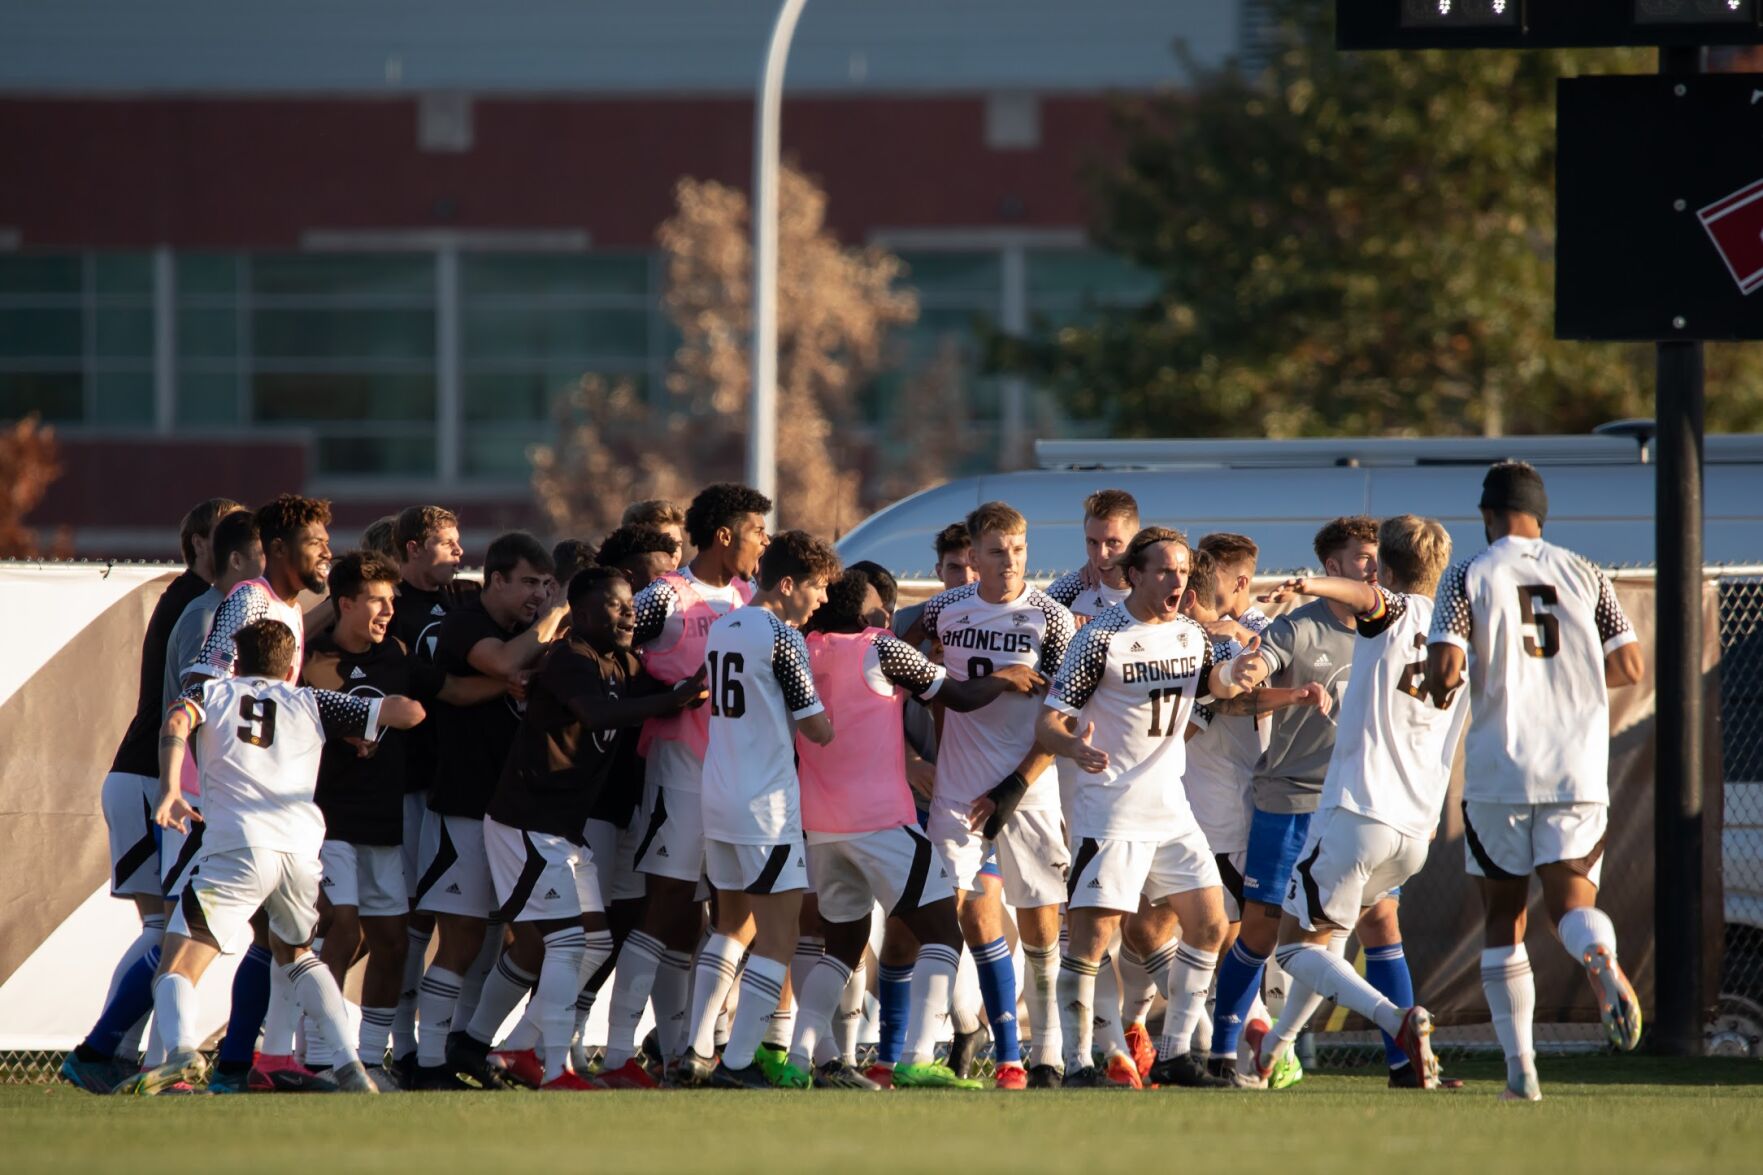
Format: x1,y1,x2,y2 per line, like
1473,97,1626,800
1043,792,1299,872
1012,612,1032,626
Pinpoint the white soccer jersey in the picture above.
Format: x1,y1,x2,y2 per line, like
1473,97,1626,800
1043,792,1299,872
1183,609,1274,853
700,606,824,844
1321,586,1468,840
922,582,1075,812
1045,569,1131,623
1429,535,1636,805
631,567,748,654
173,677,380,858
184,578,307,690
1047,603,1218,841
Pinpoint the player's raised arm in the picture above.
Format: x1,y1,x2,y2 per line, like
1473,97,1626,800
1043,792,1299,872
1257,574,1381,617
1424,559,1473,705
155,697,206,832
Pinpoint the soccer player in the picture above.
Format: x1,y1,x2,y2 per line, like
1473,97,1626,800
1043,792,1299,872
786,569,1044,1090
413,532,564,1090
1206,515,1382,1085
596,523,682,592
361,515,399,559
918,501,1075,1089
622,498,688,569
1045,489,1138,626
552,539,598,587
115,618,426,1095
62,497,241,1093
1242,515,1466,1089
1038,526,1271,1089
1424,462,1645,1101
676,531,837,1089
482,567,709,1090
599,483,768,1080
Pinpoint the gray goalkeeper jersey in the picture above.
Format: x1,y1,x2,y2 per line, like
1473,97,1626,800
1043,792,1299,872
1251,598,1357,815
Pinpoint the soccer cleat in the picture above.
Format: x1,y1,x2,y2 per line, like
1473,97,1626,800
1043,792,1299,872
770,1060,813,1090
540,1070,602,1092
488,1047,544,1090
59,1053,126,1094
813,1061,881,1090
1201,1054,1263,1089
598,1057,661,1090
1393,1007,1441,1090
892,1061,985,1090
1103,1051,1144,1090
862,1063,896,1089
672,1049,715,1088
1388,1059,1465,1090
1267,1042,1305,1090
249,1053,338,1093
1124,1022,1156,1082
331,1060,382,1094
206,1067,251,1095
1026,1063,1063,1089
112,1049,207,1096
1062,1065,1132,1089
708,1060,776,1090
1148,1052,1233,1089
753,1043,792,1085
948,1027,986,1079
1242,1020,1276,1082
1583,944,1643,1052
994,1062,1029,1090
1499,1072,1543,1102
158,1081,208,1096
410,1063,474,1092
445,1034,510,1091
360,1064,401,1093
394,1052,419,1090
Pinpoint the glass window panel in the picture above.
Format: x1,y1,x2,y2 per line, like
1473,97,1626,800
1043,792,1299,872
461,427,544,478
461,254,651,299
252,372,436,423
178,371,241,425
897,251,1002,299
93,253,153,298
177,254,239,298
0,255,81,296
178,308,238,359
0,371,83,421
92,370,154,425
462,307,649,362
0,308,82,358
95,307,154,358
250,253,435,299
1026,249,1159,304
462,369,648,423
315,433,436,477
252,309,435,360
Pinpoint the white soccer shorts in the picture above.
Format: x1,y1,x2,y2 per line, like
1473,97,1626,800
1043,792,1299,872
160,816,205,900
1282,808,1426,932
101,771,161,898
484,817,605,923
1067,829,1221,912
170,846,321,953
704,838,808,895
583,817,646,904
319,840,408,918
400,791,429,901
808,825,954,924
1462,800,1608,885
413,809,496,917
929,806,1070,910
632,741,707,883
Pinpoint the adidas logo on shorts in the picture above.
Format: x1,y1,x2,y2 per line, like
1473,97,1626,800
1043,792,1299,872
445,882,462,894
544,888,560,900
1087,877,1103,888
657,846,669,857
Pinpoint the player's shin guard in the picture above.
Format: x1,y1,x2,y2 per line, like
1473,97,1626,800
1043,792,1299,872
218,944,272,1066
152,973,201,1054
901,943,958,1065
1364,943,1416,1069
1118,947,1158,1027
466,952,536,1046
1208,939,1267,1059
394,925,431,1060
1557,907,1618,964
972,937,1021,1064
1022,942,1061,1069
1092,951,1131,1061
788,955,853,1070
686,934,745,1060
263,959,300,1055
287,954,359,1066
1057,955,1099,1074
1481,944,1537,1087
952,946,984,1035
536,928,588,1082
415,966,462,1066
878,963,913,1065
1157,943,1220,1060
603,930,665,1067
722,955,787,1070
1275,943,1404,1039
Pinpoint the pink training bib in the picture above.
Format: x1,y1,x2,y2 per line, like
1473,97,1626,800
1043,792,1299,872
796,628,915,835
638,571,753,757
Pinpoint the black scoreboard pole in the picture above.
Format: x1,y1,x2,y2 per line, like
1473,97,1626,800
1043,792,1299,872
1653,42,1707,1061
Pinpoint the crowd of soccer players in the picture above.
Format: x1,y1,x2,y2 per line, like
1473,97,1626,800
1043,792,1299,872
63,462,1646,1101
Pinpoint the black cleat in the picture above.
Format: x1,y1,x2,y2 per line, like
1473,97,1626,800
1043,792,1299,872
813,1061,882,1090
1061,1065,1131,1089
1149,1052,1234,1089
1026,1063,1064,1089
442,1034,509,1091
948,1027,986,1079
708,1060,775,1090
410,1063,474,1091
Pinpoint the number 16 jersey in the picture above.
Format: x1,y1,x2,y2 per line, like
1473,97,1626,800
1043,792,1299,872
1429,535,1636,806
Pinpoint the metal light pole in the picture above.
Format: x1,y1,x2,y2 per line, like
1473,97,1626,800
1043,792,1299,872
747,0,811,519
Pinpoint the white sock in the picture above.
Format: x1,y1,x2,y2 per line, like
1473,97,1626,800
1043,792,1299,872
1558,906,1617,965
790,936,826,993
1482,944,1537,1087
656,949,693,1061
788,955,852,1070
1248,991,1271,1028
1092,952,1131,1061
763,1006,796,1051
722,954,787,1070
1141,936,1179,999
415,965,462,1066
1276,942,1404,1037
602,930,665,1067
1191,998,1214,1054
1057,955,1099,1074
535,929,588,1082
1118,947,1157,1027
903,943,959,1064
263,961,299,1056
452,922,502,1029
1262,949,1290,1022
358,1006,394,1066
1023,943,1062,1068
152,973,200,1056
835,960,867,1065
466,951,535,1046
952,946,984,1035
1157,942,1220,1060
687,934,745,1060
301,1012,334,1069
503,1006,542,1053
105,913,167,1011
394,925,431,1060
287,954,359,1066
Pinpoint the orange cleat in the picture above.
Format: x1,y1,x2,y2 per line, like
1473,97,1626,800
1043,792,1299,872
1103,1052,1144,1090
862,1063,895,1089
489,1048,544,1090
1124,1022,1156,1082
539,1070,603,1091
597,1057,660,1090
994,1062,1028,1090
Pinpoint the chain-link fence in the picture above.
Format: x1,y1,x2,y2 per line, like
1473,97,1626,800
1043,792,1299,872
1711,575,1763,1058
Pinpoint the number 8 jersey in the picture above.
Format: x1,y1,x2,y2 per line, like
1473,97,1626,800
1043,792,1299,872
1047,603,1217,841
1429,534,1636,806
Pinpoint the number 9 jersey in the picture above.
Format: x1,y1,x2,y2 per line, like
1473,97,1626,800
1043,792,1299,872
1429,534,1636,806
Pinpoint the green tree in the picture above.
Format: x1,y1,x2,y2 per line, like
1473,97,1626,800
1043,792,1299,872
1008,1,1763,438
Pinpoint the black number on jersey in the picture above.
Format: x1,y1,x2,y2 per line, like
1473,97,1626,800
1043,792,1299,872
1394,633,1453,710
237,696,278,747
706,651,747,718
968,656,994,679
1516,584,1561,659
1146,686,1185,738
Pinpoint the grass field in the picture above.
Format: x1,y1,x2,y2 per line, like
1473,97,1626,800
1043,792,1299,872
8,1057,1761,1174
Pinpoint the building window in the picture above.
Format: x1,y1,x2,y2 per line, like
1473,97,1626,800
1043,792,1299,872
0,252,155,425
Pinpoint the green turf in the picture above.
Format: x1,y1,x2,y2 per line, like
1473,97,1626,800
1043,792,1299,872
8,1057,1761,1174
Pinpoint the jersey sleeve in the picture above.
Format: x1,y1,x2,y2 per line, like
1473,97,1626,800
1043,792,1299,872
1428,560,1474,650
1044,570,1083,608
1257,613,1298,677
184,583,271,691
1589,565,1638,654
773,622,824,720
1048,623,1108,716
873,634,945,700
311,688,382,742
1037,594,1077,676
630,578,678,648
1355,584,1411,638
1189,700,1214,731
1193,631,1221,702
918,589,951,641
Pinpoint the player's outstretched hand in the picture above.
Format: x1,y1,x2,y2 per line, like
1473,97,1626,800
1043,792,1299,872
1256,578,1310,605
991,663,1047,695
1229,635,1272,690
379,696,427,730
155,792,202,834
675,665,711,710
1072,720,1110,774
1297,681,1331,717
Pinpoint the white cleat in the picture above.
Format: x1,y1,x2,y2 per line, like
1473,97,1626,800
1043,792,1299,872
1583,944,1643,1052
1499,1071,1542,1102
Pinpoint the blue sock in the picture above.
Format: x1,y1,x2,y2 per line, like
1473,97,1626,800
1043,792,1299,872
878,964,912,1065
218,944,274,1065
1363,943,1415,1068
971,937,1020,1065
85,945,162,1057
1209,939,1267,1058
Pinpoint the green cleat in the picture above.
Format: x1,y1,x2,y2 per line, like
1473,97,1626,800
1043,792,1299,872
892,1061,986,1090
111,1049,207,1097
771,1060,813,1090
1267,1039,1304,1090
754,1044,792,1085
